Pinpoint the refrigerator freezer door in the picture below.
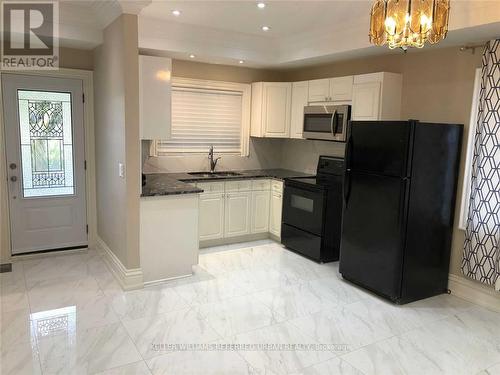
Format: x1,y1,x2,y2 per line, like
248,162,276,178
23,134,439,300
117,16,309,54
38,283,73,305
347,121,413,177
340,171,408,300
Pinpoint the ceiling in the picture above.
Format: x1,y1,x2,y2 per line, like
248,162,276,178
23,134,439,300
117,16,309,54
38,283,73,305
140,1,369,38
58,0,500,69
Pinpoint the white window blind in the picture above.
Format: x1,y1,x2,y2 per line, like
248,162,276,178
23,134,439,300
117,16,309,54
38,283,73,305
158,86,243,154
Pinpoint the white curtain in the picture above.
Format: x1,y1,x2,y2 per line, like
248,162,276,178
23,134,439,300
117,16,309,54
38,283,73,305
462,39,500,291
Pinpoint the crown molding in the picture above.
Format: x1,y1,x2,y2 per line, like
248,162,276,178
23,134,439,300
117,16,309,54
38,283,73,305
118,0,152,15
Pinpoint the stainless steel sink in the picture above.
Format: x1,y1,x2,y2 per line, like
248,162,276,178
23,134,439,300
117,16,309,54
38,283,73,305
187,171,241,178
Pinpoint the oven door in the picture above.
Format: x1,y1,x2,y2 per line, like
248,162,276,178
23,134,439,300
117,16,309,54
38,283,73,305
303,105,349,142
282,184,325,236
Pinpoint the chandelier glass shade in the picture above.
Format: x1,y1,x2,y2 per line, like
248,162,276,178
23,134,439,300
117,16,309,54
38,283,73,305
369,0,450,50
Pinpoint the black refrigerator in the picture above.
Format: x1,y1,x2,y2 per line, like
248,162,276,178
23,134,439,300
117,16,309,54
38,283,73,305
339,120,463,304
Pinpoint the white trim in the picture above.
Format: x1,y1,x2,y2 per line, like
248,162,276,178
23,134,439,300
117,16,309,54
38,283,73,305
459,68,482,230
0,68,97,262
143,273,192,288
9,247,88,262
97,236,144,290
157,77,251,157
448,273,500,313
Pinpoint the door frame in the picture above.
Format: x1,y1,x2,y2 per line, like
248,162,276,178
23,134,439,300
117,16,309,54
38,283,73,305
0,68,96,262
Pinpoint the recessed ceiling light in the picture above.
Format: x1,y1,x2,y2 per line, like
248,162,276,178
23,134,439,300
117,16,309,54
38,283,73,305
239,60,244,64
189,54,195,59
172,10,181,16
257,2,266,9
261,26,270,31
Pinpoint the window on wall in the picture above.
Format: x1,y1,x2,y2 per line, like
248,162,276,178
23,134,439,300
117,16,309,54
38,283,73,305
156,78,251,156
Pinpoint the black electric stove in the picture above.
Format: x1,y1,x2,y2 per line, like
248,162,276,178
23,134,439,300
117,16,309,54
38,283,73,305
282,156,344,262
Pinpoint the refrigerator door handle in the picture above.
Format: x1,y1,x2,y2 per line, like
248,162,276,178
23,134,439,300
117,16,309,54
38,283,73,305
345,134,353,170
344,169,352,207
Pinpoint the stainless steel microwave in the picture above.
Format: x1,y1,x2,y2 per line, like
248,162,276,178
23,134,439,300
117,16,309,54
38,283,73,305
303,104,351,142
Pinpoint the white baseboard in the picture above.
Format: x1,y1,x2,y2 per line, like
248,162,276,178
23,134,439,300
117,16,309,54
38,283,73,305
96,236,143,291
199,232,270,248
143,273,193,288
448,274,500,313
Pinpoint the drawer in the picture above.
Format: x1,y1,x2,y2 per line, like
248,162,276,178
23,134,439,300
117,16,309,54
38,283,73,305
225,180,252,192
271,180,283,193
196,181,224,194
251,179,271,191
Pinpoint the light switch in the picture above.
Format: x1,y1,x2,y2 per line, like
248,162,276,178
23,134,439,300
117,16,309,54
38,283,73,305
118,163,125,178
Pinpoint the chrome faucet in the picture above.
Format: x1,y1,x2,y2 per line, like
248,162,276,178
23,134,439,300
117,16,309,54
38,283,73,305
208,145,221,173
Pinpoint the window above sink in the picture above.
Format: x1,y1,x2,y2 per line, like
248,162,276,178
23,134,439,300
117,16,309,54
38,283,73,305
154,78,251,157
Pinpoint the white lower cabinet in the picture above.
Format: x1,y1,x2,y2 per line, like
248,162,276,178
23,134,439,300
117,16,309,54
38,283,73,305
269,190,283,238
251,190,270,233
224,192,251,238
198,179,282,242
198,193,225,241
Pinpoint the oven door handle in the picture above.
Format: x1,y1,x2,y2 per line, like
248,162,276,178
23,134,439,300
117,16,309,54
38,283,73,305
330,109,337,138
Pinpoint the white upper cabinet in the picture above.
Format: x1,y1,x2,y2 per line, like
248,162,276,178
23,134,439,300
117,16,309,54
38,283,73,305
290,81,309,139
251,82,292,138
308,76,353,102
351,81,381,121
308,78,330,102
352,72,402,121
251,72,401,139
330,76,354,101
139,55,172,140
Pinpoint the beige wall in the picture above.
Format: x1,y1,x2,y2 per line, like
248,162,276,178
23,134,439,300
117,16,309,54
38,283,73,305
60,47,93,70
93,14,140,269
143,60,285,173
143,138,283,173
172,59,285,83
282,46,484,287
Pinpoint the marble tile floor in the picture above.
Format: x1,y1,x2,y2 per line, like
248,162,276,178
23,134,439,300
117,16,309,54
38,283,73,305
1,239,500,374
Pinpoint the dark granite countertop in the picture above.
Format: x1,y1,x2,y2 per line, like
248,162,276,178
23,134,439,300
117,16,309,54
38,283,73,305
141,169,313,197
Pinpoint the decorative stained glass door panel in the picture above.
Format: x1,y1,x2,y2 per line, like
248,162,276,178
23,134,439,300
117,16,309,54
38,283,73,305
3,73,87,254
18,90,75,197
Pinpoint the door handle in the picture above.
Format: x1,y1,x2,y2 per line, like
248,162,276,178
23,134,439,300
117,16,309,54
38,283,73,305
10,176,17,182
330,109,337,137
343,170,352,207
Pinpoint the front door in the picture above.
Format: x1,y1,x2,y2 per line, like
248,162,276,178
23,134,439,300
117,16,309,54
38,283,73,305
2,73,87,254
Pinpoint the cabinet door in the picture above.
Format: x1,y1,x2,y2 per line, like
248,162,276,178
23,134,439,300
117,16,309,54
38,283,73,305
251,190,270,233
269,191,283,237
290,81,308,139
330,76,353,101
139,55,172,140
352,82,381,121
262,82,291,138
308,78,330,102
199,193,224,241
224,192,251,238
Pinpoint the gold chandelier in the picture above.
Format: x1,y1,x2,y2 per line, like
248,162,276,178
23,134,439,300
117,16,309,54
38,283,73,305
369,0,450,50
